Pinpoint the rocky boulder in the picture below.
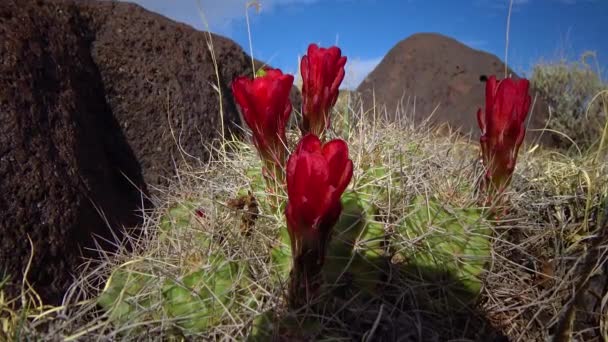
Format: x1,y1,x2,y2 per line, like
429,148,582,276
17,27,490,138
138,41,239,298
0,0,147,303
75,0,300,186
0,0,298,304
357,33,549,143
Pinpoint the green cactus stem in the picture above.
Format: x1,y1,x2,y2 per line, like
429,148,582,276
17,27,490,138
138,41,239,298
394,196,491,308
161,254,244,333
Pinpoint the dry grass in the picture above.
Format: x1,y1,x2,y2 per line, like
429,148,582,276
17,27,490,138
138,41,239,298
1,90,606,341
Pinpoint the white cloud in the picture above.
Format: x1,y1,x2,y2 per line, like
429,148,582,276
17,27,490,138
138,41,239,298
122,0,320,31
342,56,383,90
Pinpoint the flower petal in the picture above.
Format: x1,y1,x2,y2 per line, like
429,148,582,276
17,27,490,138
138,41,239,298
322,139,351,188
231,68,293,162
285,134,353,239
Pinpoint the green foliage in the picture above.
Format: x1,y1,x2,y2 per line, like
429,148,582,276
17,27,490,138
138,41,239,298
393,196,491,305
531,54,607,150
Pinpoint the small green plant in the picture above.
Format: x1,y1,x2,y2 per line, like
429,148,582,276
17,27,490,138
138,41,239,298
531,53,606,151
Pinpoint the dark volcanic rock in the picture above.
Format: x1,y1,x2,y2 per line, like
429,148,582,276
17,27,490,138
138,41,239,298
0,0,147,303
75,0,293,186
0,0,299,303
78,0,301,186
357,32,549,143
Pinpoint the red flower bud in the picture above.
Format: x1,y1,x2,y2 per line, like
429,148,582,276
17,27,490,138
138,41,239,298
231,68,294,167
477,75,531,194
194,208,206,219
300,44,347,137
285,134,353,247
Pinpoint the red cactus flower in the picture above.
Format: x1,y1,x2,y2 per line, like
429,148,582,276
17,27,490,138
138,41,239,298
285,133,353,307
477,75,531,195
231,68,294,171
286,134,353,247
300,44,347,137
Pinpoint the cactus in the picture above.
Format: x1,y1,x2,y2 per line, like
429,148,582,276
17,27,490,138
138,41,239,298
248,309,322,341
356,150,408,215
242,164,284,215
393,196,491,306
268,190,386,297
248,310,277,341
98,200,234,334
161,254,246,333
159,201,196,233
97,269,156,324
324,191,386,294
357,156,391,206
158,200,212,249
270,224,292,283
244,164,266,196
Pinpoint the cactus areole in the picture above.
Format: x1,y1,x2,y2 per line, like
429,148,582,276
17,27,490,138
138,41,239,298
285,134,353,307
477,75,531,195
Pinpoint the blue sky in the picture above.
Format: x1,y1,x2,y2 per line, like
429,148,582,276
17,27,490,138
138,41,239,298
124,0,607,89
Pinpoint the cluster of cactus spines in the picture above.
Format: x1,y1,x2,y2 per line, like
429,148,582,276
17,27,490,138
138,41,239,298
161,255,246,333
393,196,491,308
98,37,533,335
97,269,155,326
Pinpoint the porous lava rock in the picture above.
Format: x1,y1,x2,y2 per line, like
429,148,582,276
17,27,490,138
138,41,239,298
0,0,147,304
0,0,299,303
76,0,301,186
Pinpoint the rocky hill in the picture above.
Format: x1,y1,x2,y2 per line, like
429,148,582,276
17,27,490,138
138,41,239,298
357,32,549,142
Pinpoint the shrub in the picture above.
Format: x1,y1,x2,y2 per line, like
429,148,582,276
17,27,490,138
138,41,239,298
531,52,607,151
